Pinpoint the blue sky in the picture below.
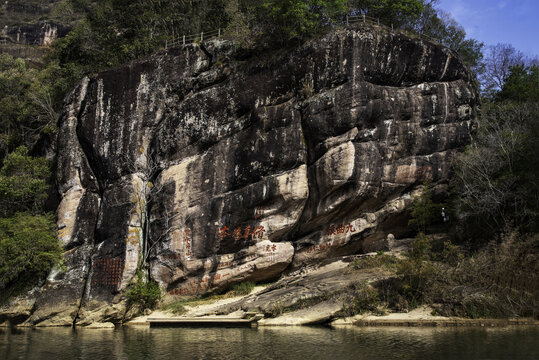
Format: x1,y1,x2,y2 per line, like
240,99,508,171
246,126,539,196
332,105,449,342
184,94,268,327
436,0,539,56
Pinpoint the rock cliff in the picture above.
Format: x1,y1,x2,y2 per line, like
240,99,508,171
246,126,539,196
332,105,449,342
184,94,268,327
0,1,72,62
2,23,479,326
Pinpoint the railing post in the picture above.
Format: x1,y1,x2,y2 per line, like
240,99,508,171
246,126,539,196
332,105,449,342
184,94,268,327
201,32,203,42
391,23,393,31
183,35,185,45
363,14,365,23
165,39,167,50
377,18,380,25
218,28,221,37
346,14,349,26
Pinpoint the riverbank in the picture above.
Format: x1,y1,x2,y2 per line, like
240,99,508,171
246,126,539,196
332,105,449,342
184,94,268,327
2,248,537,329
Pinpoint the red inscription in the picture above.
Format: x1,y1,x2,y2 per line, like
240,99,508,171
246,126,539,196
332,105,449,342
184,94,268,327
91,257,123,289
219,226,230,240
265,244,277,252
325,223,356,237
217,224,266,241
232,227,242,241
253,226,265,239
184,229,192,256
243,226,252,239
305,242,332,254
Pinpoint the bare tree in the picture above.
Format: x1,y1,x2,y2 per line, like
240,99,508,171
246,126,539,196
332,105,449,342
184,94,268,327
481,43,525,97
455,102,538,239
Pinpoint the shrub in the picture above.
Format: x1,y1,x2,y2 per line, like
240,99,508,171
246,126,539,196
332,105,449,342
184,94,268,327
126,271,161,310
341,282,380,316
162,301,188,315
409,232,431,261
351,253,399,270
0,212,62,292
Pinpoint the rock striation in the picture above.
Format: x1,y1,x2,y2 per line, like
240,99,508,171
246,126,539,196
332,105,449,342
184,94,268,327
1,23,479,326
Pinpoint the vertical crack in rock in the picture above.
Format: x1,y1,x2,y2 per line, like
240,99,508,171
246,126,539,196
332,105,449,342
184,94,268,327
69,77,103,326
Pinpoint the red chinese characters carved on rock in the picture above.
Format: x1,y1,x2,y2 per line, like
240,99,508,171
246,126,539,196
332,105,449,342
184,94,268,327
305,242,332,254
325,223,356,237
91,257,123,288
265,244,277,252
218,225,265,241
184,229,192,257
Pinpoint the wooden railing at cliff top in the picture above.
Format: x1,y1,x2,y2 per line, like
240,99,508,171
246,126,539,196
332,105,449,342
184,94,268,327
163,14,444,49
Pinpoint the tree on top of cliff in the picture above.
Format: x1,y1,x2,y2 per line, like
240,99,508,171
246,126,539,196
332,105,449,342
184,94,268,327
409,2,484,79
348,0,424,27
260,0,348,41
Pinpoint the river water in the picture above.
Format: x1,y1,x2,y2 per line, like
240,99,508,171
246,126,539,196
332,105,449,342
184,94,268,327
1,326,537,359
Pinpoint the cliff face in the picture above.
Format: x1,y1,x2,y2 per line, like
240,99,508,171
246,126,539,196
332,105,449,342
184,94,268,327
0,1,72,62
2,24,479,326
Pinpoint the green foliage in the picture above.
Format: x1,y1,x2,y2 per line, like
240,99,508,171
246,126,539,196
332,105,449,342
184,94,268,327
126,270,161,310
0,53,73,157
408,185,443,233
359,231,538,318
341,281,380,316
62,0,228,70
0,146,51,217
409,232,431,260
0,212,62,290
351,0,424,27
262,0,347,41
498,65,539,102
412,6,484,76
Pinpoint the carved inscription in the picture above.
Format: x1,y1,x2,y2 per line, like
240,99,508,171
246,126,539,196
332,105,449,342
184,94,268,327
91,257,123,289
184,229,192,257
305,242,332,254
325,223,356,237
218,225,265,241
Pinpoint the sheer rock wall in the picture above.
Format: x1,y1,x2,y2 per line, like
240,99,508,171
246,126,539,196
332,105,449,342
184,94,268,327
3,24,478,326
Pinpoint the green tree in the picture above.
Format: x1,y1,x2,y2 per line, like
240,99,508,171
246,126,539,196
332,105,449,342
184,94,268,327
0,54,70,159
0,212,62,291
0,146,51,217
498,64,539,102
408,184,442,233
348,0,424,27
261,0,348,41
64,0,228,69
412,5,484,78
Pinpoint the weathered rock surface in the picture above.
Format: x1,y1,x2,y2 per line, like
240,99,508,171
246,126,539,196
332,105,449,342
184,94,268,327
2,23,478,325
212,260,392,317
0,1,72,62
0,21,70,46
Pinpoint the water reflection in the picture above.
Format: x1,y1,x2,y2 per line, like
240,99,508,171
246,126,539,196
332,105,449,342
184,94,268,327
1,325,537,359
